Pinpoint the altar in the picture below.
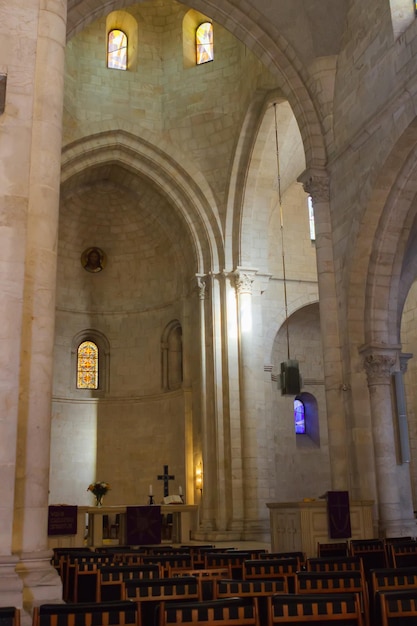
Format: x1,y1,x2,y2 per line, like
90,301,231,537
266,499,375,558
48,504,199,549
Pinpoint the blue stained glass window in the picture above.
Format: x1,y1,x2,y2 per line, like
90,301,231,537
294,398,306,434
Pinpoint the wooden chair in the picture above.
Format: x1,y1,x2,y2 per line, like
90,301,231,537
123,576,200,626
204,552,251,580
389,540,417,568
0,607,20,626
168,567,231,600
64,553,114,601
141,554,193,577
370,567,417,625
317,542,349,558
242,558,298,593
295,571,369,626
349,539,388,578
268,593,364,624
72,562,101,602
379,588,417,626
32,601,139,626
99,563,161,601
214,578,288,625
156,597,260,626
307,556,364,573
260,552,305,567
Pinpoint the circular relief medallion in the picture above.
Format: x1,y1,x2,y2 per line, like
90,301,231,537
81,247,106,273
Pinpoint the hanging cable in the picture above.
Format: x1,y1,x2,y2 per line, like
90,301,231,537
274,102,290,361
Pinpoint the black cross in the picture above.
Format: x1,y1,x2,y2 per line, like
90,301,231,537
157,465,175,497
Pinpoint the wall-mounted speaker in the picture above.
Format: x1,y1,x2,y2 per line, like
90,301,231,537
280,359,301,395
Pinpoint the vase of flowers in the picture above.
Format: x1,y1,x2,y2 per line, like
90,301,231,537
87,481,110,506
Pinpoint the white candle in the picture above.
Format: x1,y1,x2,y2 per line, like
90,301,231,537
179,486,182,495
149,484,153,495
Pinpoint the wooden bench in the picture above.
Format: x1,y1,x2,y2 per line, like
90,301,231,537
307,556,364,574
295,571,369,625
388,540,417,568
268,593,364,625
99,563,161,601
156,597,260,626
204,552,251,580
317,542,349,558
379,588,417,626
141,554,193,577
123,576,200,626
32,601,139,626
242,558,298,593
0,607,20,626
169,567,231,600
214,578,288,625
370,567,417,625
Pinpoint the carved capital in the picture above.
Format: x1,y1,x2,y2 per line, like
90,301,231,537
234,270,255,295
364,353,395,384
196,275,207,300
298,168,330,203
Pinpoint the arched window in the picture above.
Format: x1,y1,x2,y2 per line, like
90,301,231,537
77,341,99,389
196,22,213,65
107,29,127,70
308,196,316,241
161,321,183,391
294,398,306,434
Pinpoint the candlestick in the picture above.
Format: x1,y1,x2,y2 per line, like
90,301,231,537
149,484,153,496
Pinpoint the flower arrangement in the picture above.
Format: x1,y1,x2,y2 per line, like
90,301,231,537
87,481,110,506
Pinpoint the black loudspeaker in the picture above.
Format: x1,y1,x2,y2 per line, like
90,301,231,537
280,360,301,395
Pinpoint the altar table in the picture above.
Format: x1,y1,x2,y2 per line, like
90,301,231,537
48,504,199,549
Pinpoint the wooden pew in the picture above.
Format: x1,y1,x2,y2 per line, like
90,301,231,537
123,576,200,626
168,567,231,601
204,552,251,580
306,556,364,574
141,554,193,577
317,542,349,558
214,577,288,624
379,588,417,626
0,607,20,626
370,567,417,625
388,540,417,568
295,571,369,626
32,601,139,626
156,597,260,626
99,563,161,601
242,558,298,593
268,593,364,625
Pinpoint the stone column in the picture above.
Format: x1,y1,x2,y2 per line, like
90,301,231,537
362,347,417,537
194,275,214,533
234,268,269,540
0,0,67,614
298,168,349,490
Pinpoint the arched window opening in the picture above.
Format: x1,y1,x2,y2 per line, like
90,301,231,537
196,22,213,65
107,29,127,70
77,341,99,389
294,398,306,434
161,321,183,391
308,196,316,241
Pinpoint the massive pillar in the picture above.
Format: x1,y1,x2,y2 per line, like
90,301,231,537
299,168,349,491
0,0,67,614
362,347,417,537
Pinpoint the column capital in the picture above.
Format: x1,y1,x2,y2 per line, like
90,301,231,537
196,274,208,300
233,268,258,295
297,168,330,203
362,352,396,384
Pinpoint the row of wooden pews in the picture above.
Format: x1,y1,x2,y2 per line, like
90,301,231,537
41,541,417,625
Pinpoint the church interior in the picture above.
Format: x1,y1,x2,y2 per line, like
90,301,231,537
4,0,417,617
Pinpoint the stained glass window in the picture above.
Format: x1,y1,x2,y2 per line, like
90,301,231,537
107,29,127,70
294,398,306,434
77,341,99,389
196,22,213,65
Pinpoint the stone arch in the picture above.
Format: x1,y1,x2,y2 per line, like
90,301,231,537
347,117,417,348
61,129,224,274
227,90,306,269
66,0,327,176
